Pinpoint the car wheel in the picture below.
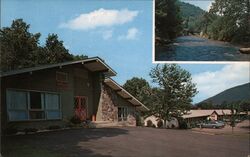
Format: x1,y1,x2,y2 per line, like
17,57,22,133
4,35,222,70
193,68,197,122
213,126,216,129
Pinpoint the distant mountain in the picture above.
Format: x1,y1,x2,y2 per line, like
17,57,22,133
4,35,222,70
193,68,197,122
178,1,205,19
199,83,250,105
178,2,206,33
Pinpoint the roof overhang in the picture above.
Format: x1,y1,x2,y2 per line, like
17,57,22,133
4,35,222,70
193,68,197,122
104,78,149,112
0,57,117,77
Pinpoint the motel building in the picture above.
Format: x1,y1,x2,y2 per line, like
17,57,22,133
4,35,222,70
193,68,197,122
0,57,149,132
182,109,247,124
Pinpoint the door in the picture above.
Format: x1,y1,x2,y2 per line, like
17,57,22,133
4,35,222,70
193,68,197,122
74,96,88,121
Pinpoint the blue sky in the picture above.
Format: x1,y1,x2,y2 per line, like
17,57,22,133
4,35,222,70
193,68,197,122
1,0,249,104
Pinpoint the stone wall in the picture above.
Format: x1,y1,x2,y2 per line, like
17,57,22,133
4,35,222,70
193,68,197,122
101,84,118,121
127,114,136,126
97,84,137,126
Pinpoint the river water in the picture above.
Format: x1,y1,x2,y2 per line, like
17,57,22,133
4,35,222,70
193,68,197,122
155,36,250,61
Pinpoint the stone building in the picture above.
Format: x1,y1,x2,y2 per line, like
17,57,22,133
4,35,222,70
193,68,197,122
0,57,148,131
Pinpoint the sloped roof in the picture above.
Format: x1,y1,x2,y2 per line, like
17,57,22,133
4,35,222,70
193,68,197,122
0,57,117,77
104,78,149,112
183,109,233,119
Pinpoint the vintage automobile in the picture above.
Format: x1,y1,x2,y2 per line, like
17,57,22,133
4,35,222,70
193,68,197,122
200,121,225,129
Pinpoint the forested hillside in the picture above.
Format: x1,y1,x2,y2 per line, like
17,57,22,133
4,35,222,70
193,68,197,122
196,83,250,111
156,0,250,45
200,83,250,105
178,2,206,34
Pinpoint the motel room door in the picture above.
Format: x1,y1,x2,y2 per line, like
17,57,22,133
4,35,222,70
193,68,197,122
74,96,88,121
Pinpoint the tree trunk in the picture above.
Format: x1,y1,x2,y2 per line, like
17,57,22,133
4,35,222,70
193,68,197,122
163,119,167,128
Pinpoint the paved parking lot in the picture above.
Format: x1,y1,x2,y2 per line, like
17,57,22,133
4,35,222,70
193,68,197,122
3,125,249,157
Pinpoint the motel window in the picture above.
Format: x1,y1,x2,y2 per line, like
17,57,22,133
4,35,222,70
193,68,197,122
118,107,128,121
29,92,45,119
7,89,61,121
45,93,61,119
7,90,29,121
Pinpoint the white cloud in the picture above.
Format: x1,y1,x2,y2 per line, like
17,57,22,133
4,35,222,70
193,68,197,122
60,8,138,30
118,27,139,40
102,30,113,40
193,63,250,102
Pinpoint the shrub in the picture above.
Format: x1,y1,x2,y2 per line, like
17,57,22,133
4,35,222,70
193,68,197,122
136,116,143,126
146,120,153,127
171,124,175,128
179,121,188,129
157,120,163,128
70,116,82,124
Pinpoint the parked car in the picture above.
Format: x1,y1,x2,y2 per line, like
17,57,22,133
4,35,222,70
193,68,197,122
201,121,225,129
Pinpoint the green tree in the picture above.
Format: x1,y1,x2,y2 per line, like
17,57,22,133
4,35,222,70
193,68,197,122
73,54,88,60
123,77,150,100
123,77,153,113
196,101,215,109
155,0,182,44
228,103,241,133
239,100,250,111
209,0,250,42
0,19,41,71
0,19,88,72
40,34,74,64
149,64,198,126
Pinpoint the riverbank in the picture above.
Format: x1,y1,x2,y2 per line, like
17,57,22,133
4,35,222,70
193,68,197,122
155,35,250,61
195,35,250,49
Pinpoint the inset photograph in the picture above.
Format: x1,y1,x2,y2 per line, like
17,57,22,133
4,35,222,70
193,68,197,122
155,0,250,62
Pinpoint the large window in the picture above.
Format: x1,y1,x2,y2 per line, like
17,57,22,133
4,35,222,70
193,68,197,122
29,91,45,119
118,107,128,121
7,89,61,121
7,90,28,121
45,93,60,119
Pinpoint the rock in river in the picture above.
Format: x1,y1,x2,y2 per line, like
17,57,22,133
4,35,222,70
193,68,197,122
239,48,250,54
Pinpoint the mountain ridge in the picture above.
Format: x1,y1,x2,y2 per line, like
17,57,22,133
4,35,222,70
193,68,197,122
198,82,250,105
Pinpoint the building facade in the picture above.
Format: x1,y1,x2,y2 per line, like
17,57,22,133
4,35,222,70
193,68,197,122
0,57,148,131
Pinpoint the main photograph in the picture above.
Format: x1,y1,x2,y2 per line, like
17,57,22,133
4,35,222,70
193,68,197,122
154,0,250,61
1,0,249,157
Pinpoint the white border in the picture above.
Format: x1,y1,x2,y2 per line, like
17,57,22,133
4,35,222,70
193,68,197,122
152,0,250,64
152,0,155,64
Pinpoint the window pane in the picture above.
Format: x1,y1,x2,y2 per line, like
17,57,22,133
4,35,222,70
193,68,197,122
30,92,42,109
8,111,28,121
47,111,61,119
7,90,27,110
45,94,59,110
29,111,45,119
118,107,122,121
123,108,128,121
